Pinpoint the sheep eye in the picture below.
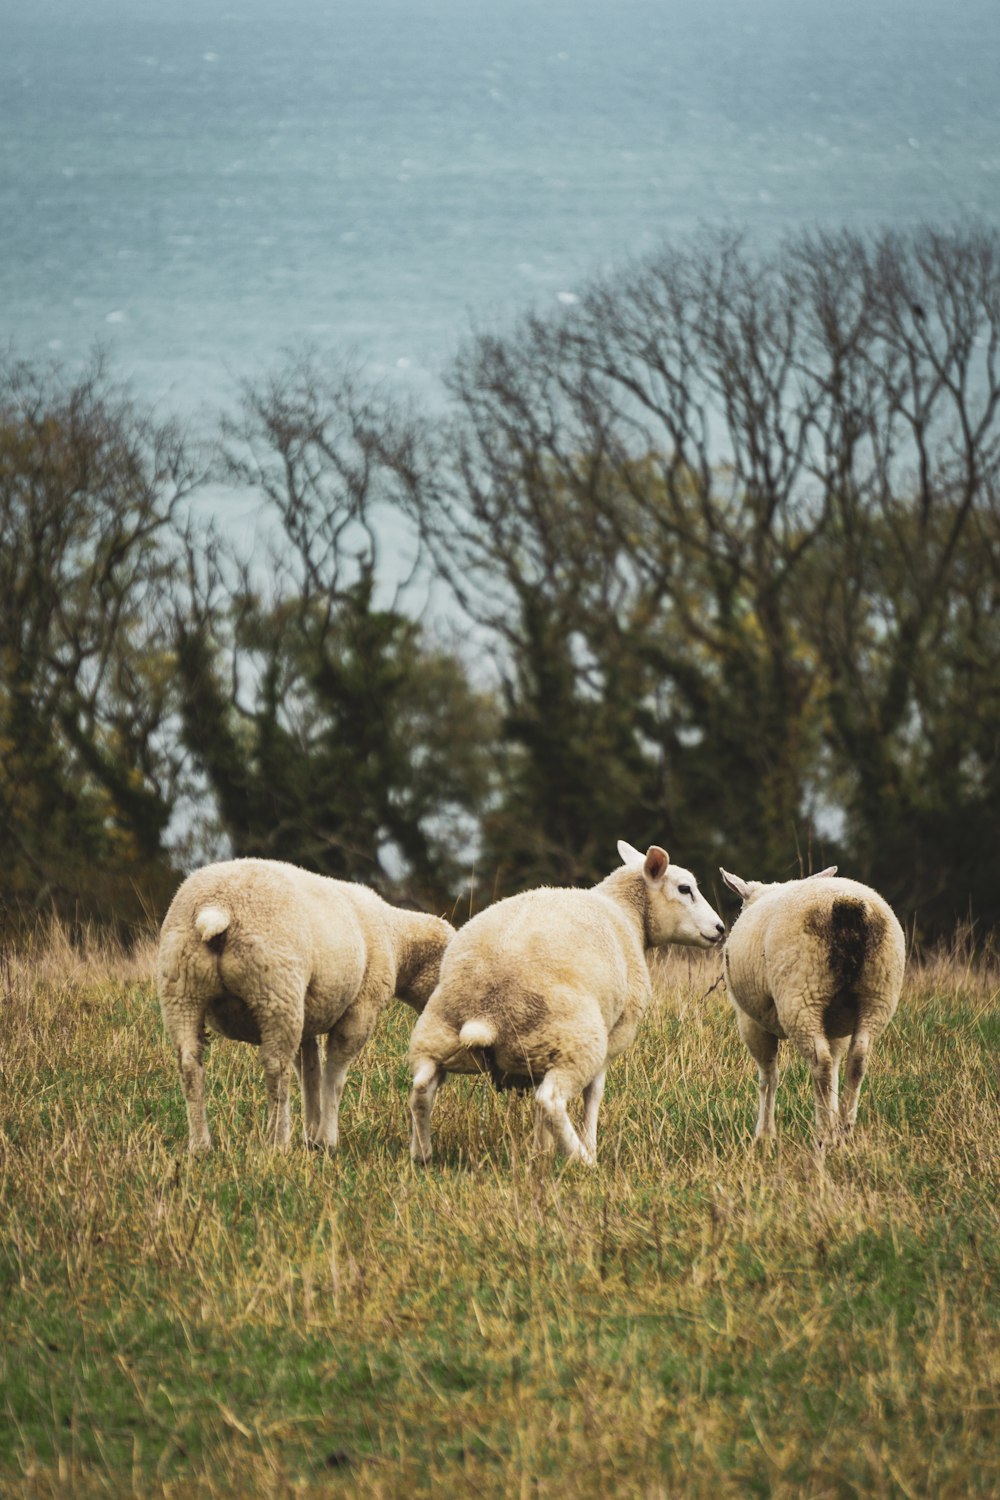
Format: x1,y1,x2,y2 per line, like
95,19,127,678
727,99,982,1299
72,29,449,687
677,883,692,897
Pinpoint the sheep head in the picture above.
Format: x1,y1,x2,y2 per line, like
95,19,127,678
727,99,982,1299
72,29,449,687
617,840,724,949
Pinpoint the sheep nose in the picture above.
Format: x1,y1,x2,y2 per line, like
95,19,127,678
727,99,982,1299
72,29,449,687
715,921,725,937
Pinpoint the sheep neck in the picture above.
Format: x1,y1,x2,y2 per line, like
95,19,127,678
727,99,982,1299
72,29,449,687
597,868,650,944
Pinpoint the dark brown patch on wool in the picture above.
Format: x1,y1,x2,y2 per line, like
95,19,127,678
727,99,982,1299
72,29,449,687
822,992,859,1039
806,898,887,1037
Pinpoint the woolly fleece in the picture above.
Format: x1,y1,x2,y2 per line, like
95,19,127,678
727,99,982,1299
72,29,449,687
408,842,723,1167
157,857,453,1153
721,870,906,1145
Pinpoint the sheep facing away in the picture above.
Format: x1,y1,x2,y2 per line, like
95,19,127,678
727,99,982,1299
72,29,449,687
157,859,454,1152
407,841,725,1168
719,867,906,1146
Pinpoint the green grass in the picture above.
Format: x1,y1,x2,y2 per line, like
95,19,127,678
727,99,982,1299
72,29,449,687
0,930,997,1497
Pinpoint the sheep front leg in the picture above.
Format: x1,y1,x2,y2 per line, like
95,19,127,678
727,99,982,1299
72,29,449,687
315,999,376,1152
296,1035,323,1145
409,1058,446,1165
735,1011,779,1140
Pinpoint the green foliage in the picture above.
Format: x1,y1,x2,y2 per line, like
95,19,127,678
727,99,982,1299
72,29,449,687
175,565,495,909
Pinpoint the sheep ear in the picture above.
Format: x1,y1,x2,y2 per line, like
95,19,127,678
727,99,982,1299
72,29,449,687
720,868,751,900
617,839,645,871
643,845,670,887
810,866,838,879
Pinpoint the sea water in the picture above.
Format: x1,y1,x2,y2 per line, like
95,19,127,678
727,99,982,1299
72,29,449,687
2,0,998,425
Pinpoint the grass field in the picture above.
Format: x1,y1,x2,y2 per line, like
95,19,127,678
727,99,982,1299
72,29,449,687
0,926,997,1498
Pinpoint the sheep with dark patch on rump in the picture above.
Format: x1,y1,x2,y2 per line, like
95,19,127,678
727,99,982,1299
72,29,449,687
719,867,906,1147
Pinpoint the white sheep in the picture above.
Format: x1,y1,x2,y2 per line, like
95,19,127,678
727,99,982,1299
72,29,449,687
407,841,724,1167
156,858,454,1153
719,867,906,1146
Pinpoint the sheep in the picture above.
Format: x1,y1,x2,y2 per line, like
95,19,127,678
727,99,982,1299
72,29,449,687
719,866,906,1147
156,858,454,1153
407,840,724,1168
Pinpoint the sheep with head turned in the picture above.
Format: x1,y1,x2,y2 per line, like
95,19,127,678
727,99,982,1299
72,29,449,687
407,840,724,1168
157,858,454,1152
719,866,906,1147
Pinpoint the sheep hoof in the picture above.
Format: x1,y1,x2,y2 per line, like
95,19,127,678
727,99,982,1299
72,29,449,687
187,1139,212,1156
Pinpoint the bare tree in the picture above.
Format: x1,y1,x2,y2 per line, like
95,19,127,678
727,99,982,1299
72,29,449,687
171,354,496,907
401,226,1000,929
0,355,199,923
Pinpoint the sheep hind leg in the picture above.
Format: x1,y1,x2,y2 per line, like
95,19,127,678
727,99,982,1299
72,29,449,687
808,1034,840,1150
261,1051,295,1150
175,1026,211,1154
581,1068,607,1159
409,1058,446,1165
532,1107,555,1157
534,1072,594,1167
828,1033,850,1131
839,1030,871,1135
296,1035,323,1146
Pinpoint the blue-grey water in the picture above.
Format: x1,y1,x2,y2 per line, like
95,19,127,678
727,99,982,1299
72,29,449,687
2,0,999,421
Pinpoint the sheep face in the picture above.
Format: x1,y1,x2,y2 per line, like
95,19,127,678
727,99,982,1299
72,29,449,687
618,841,724,949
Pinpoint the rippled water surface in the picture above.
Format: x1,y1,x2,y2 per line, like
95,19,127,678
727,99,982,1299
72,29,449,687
3,0,998,415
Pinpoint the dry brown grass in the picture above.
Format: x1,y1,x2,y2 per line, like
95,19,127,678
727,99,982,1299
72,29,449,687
0,933,997,1497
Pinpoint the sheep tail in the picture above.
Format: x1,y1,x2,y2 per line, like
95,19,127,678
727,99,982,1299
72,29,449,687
459,1018,497,1050
195,905,231,950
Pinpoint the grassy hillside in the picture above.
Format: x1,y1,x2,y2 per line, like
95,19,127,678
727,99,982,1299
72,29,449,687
0,929,997,1497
